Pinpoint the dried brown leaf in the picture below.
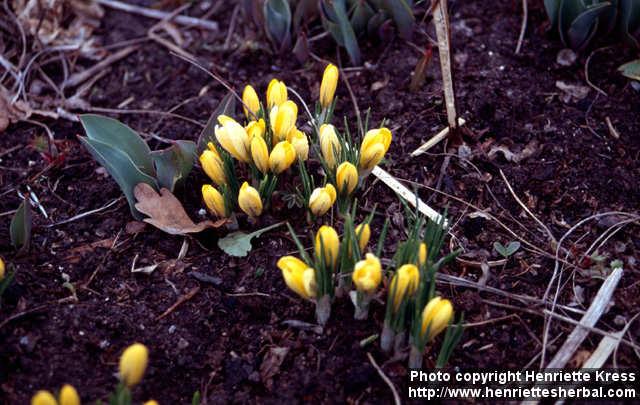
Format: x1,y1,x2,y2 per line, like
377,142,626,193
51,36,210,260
133,183,224,235
260,346,289,388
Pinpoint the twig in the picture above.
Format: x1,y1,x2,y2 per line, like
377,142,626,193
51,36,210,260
367,352,401,405
515,0,528,54
584,47,612,97
499,169,557,249
95,0,219,31
62,46,138,89
546,266,623,368
47,198,123,227
156,286,200,320
411,118,465,156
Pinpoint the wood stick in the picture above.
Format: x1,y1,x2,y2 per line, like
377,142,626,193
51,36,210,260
95,0,219,31
433,0,458,129
62,45,138,89
545,267,623,368
411,117,466,156
371,166,447,226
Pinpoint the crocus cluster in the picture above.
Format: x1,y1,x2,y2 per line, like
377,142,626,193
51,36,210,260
200,78,309,220
31,343,156,405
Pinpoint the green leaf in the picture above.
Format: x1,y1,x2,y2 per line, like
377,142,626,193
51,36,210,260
545,0,562,27
293,0,318,33
151,140,196,191
79,136,158,219
197,92,236,153
619,58,640,80
350,0,375,35
218,222,285,257
566,2,611,49
264,0,292,51
10,199,32,252
619,0,640,48
384,0,415,38
79,114,155,176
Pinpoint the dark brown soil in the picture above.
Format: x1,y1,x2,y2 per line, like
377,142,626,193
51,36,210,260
1,1,639,403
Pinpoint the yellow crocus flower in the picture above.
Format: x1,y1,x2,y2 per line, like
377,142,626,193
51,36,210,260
335,161,358,194
0,256,5,280
238,182,263,217
119,343,149,387
308,184,336,216
420,296,454,341
319,124,341,169
355,223,371,252
418,242,428,267
352,253,382,294
200,144,226,186
389,264,419,311
31,391,57,405
250,134,270,174
287,127,309,161
215,117,251,163
320,63,339,109
277,256,316,300
269,141,296,174
246,119,266,140
242,84,261,118
143,401,159,405
270,100,298,144
202,185,227,218
266,78,287,108
315,225,340,268
59,384,80,405
359,127,392,171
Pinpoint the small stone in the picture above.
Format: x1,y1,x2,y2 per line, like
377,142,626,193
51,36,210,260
178,337,189,350
556,49,577,66
168,325,177,334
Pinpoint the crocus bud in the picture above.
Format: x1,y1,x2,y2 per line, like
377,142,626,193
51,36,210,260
308,184,336,216
31,391,57,405
118,343,149,387
420,296,454,341
315,225,340,268
355,223,371,252
418,242,428,267
250,134,270,174
277,256,316,299
143,401,159,405
238,182,263,217
269,141,296,174
270,100,298,144
246,119,266,139
287,128,309,161
319,124,341,169
200,145,226,186
0,256,5,280
242,85,261,118
266,78,287,108
215,118,251,162
59,384,80,405
320,63,339,109
389,264,419,311
202,185,227,218
352,253,382,294
336,162,358,194
359,127,392,171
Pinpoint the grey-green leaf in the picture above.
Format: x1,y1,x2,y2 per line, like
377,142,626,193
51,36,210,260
152,140,196,191
384,0,415,39
79,136,157,220
218,222,285,257
619,58,640,80
567,3,610,50
79,114,155,176
331,0,362,65
264,0,292,50
197,92,236,153
10,198,32,252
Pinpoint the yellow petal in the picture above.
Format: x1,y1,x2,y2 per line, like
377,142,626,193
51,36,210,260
418,242,428,267
336,162,358,194
246,119,266,140
250,135,270,174
202,185,227,218
278,256,312,299
389,264,419,311
31,391,57,405
242,85,260,118
315,225,340,268
287,128,309,161
0,257,5,281
421,297,454,340
238,182,263,217
269,141,296,174
199,150,226,186
352,253,382,293
319,124,341,168
355,223,371,252
119,343,149,387
266,79,287,109
320,63,339,109
59,384,80,405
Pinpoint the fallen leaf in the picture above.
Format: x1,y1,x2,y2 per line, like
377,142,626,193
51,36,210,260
125,221,147,234
217,222,285,257
487,140,538,163
133,183,224,235
555,81,590,103
63,238,114,263
260,346,289,388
